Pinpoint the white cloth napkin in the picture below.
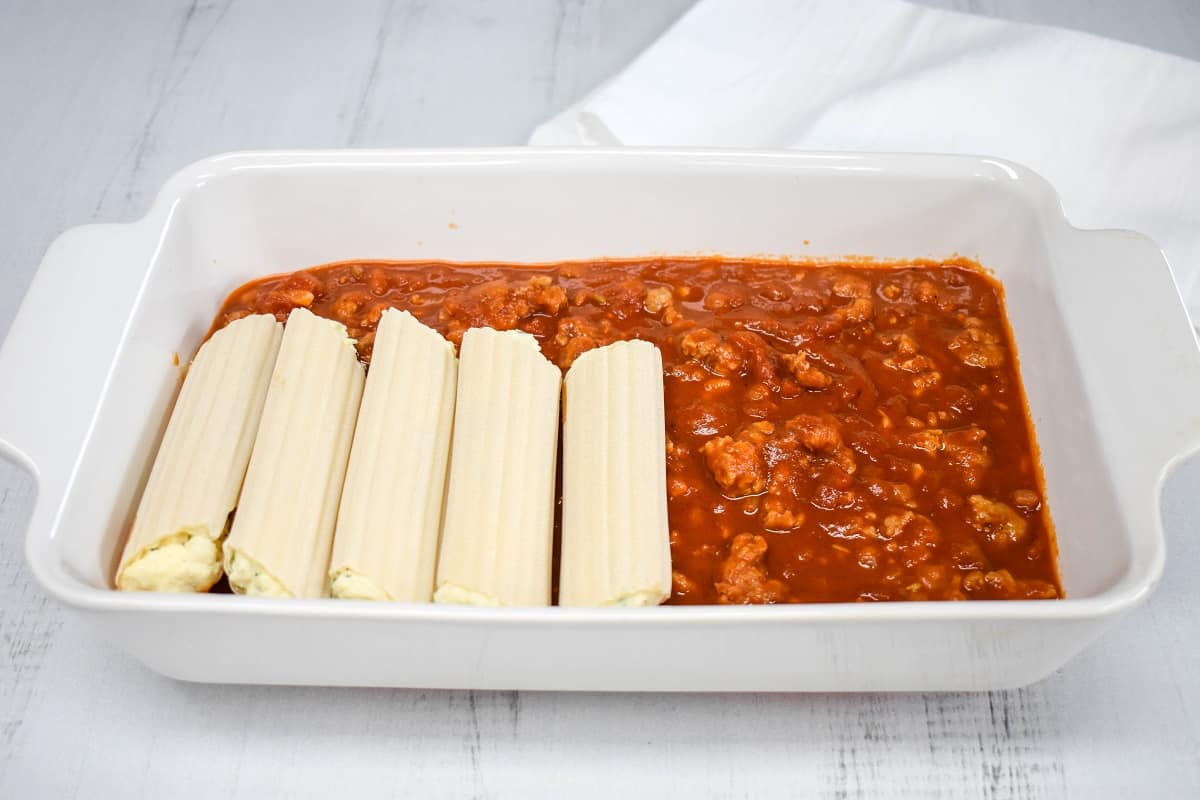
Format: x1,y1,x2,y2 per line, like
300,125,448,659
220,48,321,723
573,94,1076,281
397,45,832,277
531,0,1200,321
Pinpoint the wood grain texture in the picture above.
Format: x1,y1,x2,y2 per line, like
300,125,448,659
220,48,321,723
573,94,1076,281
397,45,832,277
1,1,1198,797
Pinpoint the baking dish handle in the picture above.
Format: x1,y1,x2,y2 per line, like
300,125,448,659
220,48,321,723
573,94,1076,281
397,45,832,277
0,223,153,578
1058,227,1200,504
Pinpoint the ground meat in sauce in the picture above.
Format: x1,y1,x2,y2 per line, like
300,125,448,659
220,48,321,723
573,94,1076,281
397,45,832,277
210,258,1061,604
715,533,789,604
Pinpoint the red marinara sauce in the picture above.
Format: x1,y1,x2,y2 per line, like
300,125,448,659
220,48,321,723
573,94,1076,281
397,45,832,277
209,258,1061,604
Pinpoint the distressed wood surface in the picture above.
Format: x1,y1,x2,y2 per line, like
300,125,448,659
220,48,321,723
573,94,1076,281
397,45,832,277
1,1,1198,797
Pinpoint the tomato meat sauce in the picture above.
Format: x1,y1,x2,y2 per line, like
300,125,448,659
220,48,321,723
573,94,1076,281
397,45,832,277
211,258,1061,605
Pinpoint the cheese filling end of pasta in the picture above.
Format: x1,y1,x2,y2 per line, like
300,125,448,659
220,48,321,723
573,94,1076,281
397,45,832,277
433,582,503,607
116,530,222,593
612,588,670,607
225,549,293,598
329,568,392,601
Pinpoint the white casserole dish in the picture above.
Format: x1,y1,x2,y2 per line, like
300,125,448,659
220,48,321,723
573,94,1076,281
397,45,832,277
3,149,1198,691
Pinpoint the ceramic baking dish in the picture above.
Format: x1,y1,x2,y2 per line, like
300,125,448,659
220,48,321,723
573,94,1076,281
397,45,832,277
3,149,1198,691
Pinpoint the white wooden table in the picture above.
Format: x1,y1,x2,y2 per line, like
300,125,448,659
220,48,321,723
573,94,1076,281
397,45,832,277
2,2,1198,796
